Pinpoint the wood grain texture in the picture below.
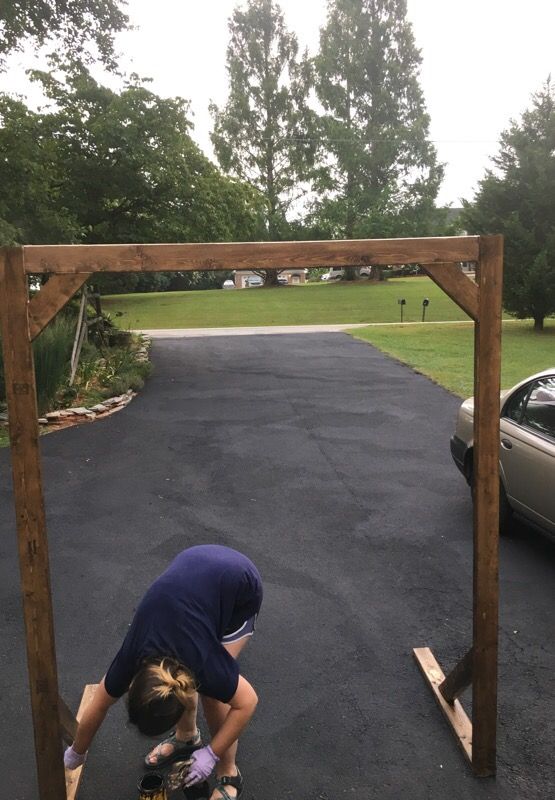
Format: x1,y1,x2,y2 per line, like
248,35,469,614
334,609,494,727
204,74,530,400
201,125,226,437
439,648,473,704
413,648,472,763
23,237,480,274
0,247,66,800
65,685,98,800
58,695,78,745
422,262,479,321
471,234,503,777
28,273,90,341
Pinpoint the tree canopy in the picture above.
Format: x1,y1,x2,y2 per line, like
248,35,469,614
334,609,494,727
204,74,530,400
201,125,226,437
310,0,443,248
463,80,555,330
0,68,265,292
0,1,129,69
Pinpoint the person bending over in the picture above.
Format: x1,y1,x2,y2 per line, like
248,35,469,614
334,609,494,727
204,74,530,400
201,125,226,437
64,544,263,800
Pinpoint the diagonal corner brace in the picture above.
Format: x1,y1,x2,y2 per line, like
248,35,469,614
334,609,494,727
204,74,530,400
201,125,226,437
28,274,91,341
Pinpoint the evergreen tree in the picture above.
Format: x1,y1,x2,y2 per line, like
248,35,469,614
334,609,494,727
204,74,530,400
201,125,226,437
311,0,443,277
211,0,314,285
463,80,555,331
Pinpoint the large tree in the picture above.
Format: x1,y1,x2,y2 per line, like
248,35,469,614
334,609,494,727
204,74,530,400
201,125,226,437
310,0,443,276
211,0,314,285
463,80,555,331
0,94,81,244
0,69,265,292
0,2,128,69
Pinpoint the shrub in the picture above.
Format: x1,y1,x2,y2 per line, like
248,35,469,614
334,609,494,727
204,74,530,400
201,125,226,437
33,317,75,414
0,318,75,414
1,322,151,416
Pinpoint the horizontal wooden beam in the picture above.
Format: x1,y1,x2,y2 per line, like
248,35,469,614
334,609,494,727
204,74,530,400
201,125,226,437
65,684,98,800
22,237,480,274
422,262,479,321
28,274,91,341
413,647,472,765
439,648,473,704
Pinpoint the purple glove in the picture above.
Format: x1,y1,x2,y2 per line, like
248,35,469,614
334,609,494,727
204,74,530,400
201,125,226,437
64,744,87,770
184,745,219,786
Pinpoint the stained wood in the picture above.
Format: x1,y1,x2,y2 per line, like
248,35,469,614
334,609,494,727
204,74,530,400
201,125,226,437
0,247,66,800
23,237,480,274
422,262,479,321
471,234,503,777
65,684,98,800
439,648,473,703
58,695,78,745
28,273,90,341
413,648,472,763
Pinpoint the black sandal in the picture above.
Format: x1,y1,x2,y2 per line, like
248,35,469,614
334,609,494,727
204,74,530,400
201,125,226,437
213,769,243,800
144,730,202,770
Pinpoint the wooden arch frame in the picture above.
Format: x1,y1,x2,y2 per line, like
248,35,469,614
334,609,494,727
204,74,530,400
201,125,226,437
0,235,503,800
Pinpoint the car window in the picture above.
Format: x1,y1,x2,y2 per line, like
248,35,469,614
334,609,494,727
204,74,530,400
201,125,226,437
503,383,531,423
521,377,555,439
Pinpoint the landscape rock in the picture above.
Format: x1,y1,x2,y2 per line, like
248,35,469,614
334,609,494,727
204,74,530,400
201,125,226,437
45,410,65,420
91,404,108,413
102,397,121,407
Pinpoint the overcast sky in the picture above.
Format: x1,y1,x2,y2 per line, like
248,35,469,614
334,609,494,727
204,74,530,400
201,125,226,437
6,0,555,206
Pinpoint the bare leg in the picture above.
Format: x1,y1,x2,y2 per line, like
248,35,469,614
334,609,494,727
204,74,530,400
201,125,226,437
145,692,200,766
203,637,251,800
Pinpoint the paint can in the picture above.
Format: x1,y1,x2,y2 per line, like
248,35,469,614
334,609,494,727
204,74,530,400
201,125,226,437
138,772,167,800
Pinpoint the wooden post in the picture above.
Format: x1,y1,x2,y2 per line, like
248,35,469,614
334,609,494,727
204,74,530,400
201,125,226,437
472,235,503,776
0,247,67,800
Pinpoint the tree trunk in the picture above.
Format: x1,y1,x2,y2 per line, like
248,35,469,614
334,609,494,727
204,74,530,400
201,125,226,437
264,269,280,286
534,316,544,331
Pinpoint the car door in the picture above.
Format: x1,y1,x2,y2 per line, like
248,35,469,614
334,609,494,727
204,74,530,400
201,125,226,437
500,376,555,534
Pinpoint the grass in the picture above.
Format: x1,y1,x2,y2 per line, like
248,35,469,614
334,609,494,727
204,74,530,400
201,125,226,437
0,428,8,448
103,277,498,329
349,320,555,397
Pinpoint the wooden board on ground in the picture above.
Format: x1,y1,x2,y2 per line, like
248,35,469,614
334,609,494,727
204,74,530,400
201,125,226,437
65,684,98,800
413,647,472,763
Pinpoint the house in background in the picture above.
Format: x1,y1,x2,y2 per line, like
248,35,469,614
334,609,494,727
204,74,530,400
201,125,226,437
233,269,307,288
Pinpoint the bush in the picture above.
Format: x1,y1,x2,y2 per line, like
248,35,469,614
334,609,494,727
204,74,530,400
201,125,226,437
33,317,75,414
0,319,151,417
0,318,74,414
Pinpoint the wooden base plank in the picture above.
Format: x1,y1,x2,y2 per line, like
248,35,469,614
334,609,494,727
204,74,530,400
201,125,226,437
65,684,98,800
413,647,472,764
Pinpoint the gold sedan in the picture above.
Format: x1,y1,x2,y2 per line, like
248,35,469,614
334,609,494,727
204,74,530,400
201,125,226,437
451,368,555,537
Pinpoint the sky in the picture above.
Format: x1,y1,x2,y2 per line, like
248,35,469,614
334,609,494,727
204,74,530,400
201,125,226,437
5,0,555,206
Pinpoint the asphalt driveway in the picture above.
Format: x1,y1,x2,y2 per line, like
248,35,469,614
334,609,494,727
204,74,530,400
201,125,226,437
0,333,553,799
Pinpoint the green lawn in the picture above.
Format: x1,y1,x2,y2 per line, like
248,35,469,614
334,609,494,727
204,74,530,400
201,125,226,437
349,320,555,397
103,277,484,329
